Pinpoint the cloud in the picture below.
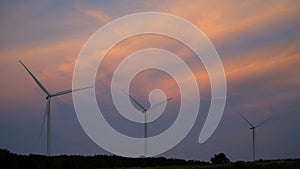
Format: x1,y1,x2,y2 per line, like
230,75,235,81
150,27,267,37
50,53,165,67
225,39,300,85
75,3,110,23
164,1,299,39
1,0,297,118
0,37,87,109
0,0,299,159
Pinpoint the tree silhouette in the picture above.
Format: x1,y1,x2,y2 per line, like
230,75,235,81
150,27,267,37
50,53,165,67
210,153,230,164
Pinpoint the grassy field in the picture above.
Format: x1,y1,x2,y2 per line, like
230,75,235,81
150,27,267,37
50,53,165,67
120,160,300,169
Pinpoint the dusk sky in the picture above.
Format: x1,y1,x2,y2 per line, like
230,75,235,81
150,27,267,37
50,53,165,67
0,0,299,161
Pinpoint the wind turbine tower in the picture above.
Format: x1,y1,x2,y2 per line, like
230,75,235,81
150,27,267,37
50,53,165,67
123,91,172,157
20,60,92,155
239,113,272,161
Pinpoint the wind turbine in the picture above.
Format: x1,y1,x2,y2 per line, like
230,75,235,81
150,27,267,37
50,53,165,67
238,113,273,161
123,91,172,157
19,60,92,155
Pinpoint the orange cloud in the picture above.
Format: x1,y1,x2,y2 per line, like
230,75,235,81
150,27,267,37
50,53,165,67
164,1,299,40
225,39,300,85
0,36,87,105
1,0,298,117
75,2,110,23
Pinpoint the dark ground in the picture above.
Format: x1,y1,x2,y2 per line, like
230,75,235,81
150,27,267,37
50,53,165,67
1,149,299,169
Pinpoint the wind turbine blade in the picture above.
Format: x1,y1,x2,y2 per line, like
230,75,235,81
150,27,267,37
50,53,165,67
255,116,273,128
148,97,173,111
51,86,93,97
19,60,49,95
122,90,147,112
238,112,254,128
39,99,50,139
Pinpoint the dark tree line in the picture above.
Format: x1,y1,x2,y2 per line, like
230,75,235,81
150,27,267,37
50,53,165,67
0,149,208,169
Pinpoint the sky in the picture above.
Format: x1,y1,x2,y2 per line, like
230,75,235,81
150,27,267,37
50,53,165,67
0,0,299,161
